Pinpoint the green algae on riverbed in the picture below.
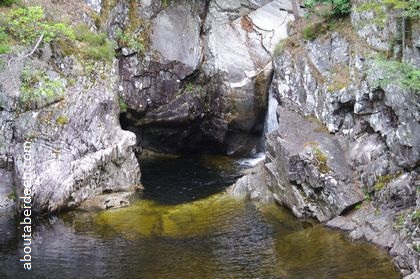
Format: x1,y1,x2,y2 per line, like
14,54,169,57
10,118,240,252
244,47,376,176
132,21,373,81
93,194,244,238
55,155,400,278
60,194,400,278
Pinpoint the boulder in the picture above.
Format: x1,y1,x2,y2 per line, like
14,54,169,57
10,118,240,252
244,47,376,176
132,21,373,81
265,107,363,222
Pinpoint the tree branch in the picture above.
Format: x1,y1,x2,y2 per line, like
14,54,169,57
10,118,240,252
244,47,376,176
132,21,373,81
7,33,45,95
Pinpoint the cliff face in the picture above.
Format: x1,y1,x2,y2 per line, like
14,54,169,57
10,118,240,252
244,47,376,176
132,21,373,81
0,0,299,212
0,0,418,275
0,1,142,213
109,0,297,154
0,50,141,212
232,3,419,276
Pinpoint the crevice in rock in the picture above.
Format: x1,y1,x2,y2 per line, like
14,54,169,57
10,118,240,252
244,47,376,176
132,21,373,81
340,200,363,216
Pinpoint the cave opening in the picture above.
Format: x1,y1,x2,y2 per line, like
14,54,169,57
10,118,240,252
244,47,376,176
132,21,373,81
119,107,267,157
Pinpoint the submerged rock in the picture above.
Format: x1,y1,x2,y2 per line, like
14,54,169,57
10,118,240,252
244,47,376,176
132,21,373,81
327,204,420,277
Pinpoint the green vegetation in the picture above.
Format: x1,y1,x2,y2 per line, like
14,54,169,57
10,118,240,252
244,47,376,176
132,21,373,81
369,58,420,93
115,28,145,53
302,23,320,40
327,64,351,92
374,172,403,191
7,190,16,201
0,27,10,54
1,6,114,63
0,0,18,7
312,147,330,174
20,67,66,109
357,0,420,26
302,20,338,41
73,24,115,64
7,6,74,45
274,39,288,56
364,190,373,201
304,0,351,17
56,115,69,126
118,97,128,112
394,213,406,230
411,210,420,224
184,82,195,92
161,0,172,7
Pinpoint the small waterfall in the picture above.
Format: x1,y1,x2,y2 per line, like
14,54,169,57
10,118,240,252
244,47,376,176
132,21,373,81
264,88,279,135
239,88,279,167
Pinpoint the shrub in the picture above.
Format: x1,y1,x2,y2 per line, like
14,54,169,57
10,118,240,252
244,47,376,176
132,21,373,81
369,58,420,93
0,0,17,7
302,24,319,40
115,28,145,53
304,0,351,17
0,27,10,54
20,67,66,109
302,22,331,40
7,6,74,45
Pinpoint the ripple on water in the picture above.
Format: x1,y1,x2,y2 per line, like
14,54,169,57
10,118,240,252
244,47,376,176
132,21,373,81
0,155,401,279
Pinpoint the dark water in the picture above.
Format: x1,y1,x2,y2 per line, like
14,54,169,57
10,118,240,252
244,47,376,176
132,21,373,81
0,155,400,278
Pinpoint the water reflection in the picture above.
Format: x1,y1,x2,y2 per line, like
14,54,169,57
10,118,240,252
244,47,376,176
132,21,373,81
0,155,400,279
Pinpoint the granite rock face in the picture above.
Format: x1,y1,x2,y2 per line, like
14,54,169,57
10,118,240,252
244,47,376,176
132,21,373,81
264,107,363,222
231,2,419,275
110,0,298,155
265,17,420,276
0,51,141,213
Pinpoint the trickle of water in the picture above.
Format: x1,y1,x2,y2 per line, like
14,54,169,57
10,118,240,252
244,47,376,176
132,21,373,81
238,152,265,167
265,88,279,134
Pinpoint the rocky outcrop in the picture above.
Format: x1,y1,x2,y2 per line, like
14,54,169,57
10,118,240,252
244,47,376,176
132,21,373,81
0,45,141,212
231,2,419,276
228,162,274,203
264,107,364,221
351,0,420,68
109,0,298,154
327,202,419,277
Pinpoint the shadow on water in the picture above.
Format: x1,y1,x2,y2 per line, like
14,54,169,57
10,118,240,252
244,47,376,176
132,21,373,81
139,154,242,205
0,155,401,279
